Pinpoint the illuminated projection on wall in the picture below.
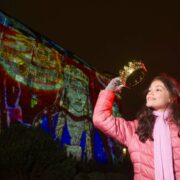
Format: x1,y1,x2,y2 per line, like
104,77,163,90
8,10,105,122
0,10,124,164
0,21,63,90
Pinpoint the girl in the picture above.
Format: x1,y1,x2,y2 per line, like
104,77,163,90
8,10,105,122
93,73,180,180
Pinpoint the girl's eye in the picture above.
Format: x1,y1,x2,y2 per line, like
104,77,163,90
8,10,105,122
156,88,161,91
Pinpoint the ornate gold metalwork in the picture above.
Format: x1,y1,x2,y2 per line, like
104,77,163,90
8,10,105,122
119,60,147,88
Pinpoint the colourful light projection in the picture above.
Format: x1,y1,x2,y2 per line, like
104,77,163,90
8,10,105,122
0,10,125,164
0,22,63,90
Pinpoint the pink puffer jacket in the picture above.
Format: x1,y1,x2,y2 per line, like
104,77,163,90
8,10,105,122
93,90,180,180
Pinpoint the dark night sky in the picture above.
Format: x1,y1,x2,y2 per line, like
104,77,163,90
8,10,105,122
1,1,180,118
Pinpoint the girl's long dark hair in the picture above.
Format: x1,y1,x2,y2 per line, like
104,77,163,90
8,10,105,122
136,73,180,143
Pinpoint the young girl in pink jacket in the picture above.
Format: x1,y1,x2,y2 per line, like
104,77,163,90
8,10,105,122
93,73,180,180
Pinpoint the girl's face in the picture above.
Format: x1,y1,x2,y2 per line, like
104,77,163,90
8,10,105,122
146,80,171,111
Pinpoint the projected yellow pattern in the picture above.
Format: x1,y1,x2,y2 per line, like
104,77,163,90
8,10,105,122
0,25,63,90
